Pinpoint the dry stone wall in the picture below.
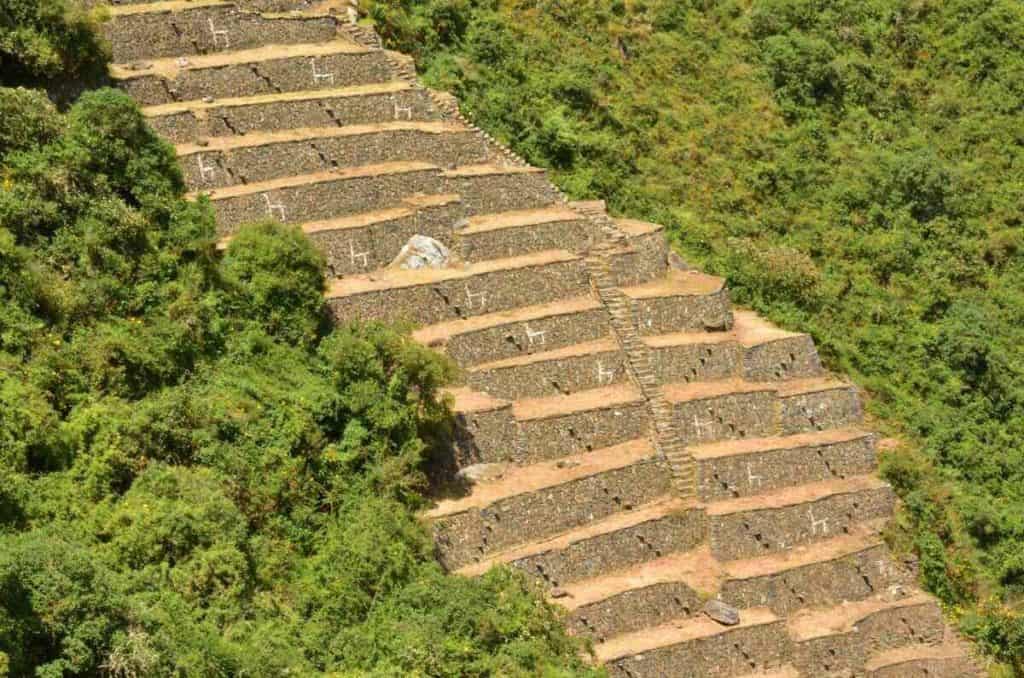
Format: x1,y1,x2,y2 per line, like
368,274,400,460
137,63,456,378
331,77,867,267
103,1,980,674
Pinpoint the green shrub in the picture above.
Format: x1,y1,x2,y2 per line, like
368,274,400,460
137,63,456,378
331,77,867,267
0,0,109,89
220,221,327,346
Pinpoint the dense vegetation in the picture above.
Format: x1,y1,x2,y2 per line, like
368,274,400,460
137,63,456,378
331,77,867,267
0,0,108,92
0,5,599,675
364,0,1024,670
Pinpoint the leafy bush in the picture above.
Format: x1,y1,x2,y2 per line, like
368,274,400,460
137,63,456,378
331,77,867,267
0,0,109,89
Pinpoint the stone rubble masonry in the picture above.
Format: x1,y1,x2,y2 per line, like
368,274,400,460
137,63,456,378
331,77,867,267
778,381,863,435
326,253,589,327
207,166,561,234
510,504,705,589
419,298,611,367
647,334,743,384
117,48,391,106
720,540,914,617
147,86,436,145
449,394,515,467
307,196,465,279
625,272,734,335
180,126,492,188
693,430,878,502
707,477,896,560
609,227,671,288
105,4,337,62
743,333,822,382
789,595,946,676
432,455,672,570
466,338,628,400
514,388,649,464
106,1,979,672
867,645,979,677
569,579,703,642
604,614,791,678
456,212,598,262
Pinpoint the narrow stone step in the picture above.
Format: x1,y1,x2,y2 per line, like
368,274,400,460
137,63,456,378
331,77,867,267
459,497,704,589
621,269,733,335
113,42,392,107
144,82,434,144
413,295,609,367
788,592,946,676
326,249,588,327
512,384,648,463
865,643,979,677
429,439,670,570
204,163,558,234
105,2,338,62
466,335,626,400
558,546,723,642
720,520,914,616
178,122,490,189
690,428,878,501
598,607,789,678
706,475,895,561
456,206,598,261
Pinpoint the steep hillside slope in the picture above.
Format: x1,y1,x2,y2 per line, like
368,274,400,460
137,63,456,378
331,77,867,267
97,1,980,675
362,0,1024,670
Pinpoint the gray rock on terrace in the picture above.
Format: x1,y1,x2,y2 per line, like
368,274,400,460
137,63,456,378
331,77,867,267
703,599,740,626
389,235,452,271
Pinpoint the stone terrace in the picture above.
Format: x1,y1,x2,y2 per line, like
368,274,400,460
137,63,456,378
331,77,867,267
103,1,980,674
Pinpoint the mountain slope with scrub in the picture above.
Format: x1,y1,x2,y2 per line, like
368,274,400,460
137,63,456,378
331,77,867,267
364,0,1024,669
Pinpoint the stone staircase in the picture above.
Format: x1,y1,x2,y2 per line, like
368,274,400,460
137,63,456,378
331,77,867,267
102,2,981,675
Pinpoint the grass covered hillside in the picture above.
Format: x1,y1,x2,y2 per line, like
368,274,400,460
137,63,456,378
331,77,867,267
364,0,1024,670
0,2,600,675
